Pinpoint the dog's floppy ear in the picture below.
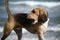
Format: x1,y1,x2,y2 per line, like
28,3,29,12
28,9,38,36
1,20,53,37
38,9,48,23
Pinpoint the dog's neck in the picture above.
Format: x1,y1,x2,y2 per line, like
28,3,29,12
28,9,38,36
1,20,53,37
33,18,49,25
40,18,49,25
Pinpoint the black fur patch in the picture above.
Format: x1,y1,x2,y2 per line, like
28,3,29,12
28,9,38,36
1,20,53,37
15,13,34,25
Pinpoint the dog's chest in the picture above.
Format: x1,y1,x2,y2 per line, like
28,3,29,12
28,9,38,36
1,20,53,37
40,18,49,32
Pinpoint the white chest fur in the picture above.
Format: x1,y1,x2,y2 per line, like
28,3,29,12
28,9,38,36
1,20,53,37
40,18,49,32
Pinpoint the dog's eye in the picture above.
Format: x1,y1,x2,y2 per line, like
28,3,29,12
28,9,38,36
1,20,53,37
32,10,35,13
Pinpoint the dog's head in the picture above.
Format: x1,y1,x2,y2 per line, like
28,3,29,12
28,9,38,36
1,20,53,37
32,8,48,23
28,8,48,24
27,13,38,24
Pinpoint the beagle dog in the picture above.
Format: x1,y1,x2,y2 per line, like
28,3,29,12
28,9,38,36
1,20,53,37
1,0,49,40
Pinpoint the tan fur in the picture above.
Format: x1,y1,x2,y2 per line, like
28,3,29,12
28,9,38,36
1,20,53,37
1,0,49,40
27,13,38,24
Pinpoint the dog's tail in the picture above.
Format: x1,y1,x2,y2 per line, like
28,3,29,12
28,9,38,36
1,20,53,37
6,0,12,18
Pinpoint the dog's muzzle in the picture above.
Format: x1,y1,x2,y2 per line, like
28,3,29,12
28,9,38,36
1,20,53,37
27,19,38,24
30,19,38,24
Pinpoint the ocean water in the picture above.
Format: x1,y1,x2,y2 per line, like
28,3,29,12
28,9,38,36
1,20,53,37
0,0,60,40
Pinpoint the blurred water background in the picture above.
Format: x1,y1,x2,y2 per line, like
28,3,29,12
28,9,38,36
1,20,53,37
0,0,60,40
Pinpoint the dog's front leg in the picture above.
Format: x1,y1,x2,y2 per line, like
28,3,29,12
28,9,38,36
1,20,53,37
37,27,45,40
14,26,22,40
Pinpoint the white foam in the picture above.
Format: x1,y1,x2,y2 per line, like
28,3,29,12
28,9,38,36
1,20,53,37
0,27,3,32
9,1,60,7
48,24,60,31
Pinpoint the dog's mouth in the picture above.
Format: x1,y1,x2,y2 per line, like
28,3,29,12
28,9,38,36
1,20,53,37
27,19,35,24
27,19,38,24
32,20,38,24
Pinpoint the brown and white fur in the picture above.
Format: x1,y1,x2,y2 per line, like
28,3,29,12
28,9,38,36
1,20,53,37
1,0,49,40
